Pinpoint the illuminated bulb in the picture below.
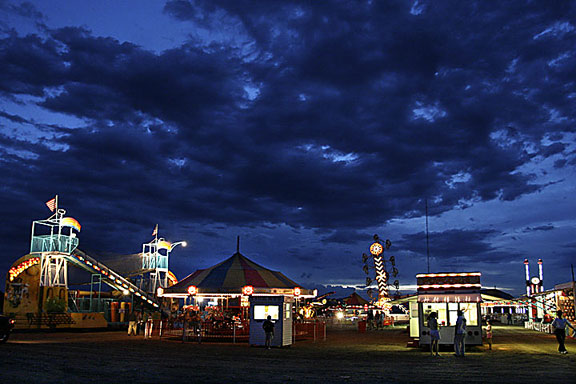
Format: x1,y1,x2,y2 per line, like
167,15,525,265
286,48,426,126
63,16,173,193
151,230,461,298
336,312,344,320
122,289,130,295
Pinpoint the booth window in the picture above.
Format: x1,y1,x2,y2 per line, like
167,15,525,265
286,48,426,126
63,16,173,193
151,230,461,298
254,305,279,320
423,303,448,327
448,303,459,326
448,303,478,326
460,303,478,326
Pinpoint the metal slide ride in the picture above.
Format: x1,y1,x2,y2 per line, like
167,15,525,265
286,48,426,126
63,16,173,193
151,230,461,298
67,249,160,309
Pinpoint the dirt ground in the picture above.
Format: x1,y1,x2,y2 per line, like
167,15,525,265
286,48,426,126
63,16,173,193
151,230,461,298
1,325,574,383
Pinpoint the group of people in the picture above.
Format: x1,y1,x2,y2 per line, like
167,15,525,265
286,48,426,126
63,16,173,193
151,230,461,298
127,309,157,338
426,310,468,357
427,310,575,356
366,310,388,330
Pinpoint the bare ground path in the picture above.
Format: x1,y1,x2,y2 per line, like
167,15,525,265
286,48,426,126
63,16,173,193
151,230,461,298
0,326,574,383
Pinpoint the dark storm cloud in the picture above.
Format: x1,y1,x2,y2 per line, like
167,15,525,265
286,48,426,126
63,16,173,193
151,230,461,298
0,0,43,22
0,33,66,96
522,224,555,232
396,229,522,264
561,242,576,249
321,229,370,244
0,110,29,123
0,0,575,280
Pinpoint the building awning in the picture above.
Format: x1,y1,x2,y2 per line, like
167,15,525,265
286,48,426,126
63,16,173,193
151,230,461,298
418,293,482,303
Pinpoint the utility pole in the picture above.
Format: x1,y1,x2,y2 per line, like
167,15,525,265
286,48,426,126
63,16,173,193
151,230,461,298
570,264,576,319
425,199,430,273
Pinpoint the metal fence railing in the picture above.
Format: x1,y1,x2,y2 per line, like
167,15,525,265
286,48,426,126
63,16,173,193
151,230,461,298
159,319,250,343
142,319,327,343
294,320,326,341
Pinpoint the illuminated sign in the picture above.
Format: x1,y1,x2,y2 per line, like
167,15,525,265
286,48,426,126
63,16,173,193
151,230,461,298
418,284,482,289
242,285,254,296
416,272,481,289
294,287,301,297
369,242,383,256
9,257,40,281
416,272,481,278
187,285,198,295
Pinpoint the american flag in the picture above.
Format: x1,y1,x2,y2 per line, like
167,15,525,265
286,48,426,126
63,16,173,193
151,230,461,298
45,197,56,212
152,224,158,237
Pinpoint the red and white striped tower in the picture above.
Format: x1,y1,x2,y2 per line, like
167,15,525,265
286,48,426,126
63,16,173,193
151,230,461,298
538,259,544,293
524,259,531,296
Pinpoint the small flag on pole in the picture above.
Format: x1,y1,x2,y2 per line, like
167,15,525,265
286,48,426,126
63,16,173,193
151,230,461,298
152,224,158,237
46,197,56,212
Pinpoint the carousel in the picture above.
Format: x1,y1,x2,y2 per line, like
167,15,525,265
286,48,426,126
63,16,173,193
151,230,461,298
158,247,316,344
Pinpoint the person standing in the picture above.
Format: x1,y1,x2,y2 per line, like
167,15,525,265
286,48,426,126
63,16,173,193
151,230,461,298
551,310,575,354
454,310,467,357
507,312,512,325
127,310,138,336
485,319,493,350
136,310,143,335
144,311,153,339
375,311,382,330
262,315,275,349
367,310,374,330
427,312,440,356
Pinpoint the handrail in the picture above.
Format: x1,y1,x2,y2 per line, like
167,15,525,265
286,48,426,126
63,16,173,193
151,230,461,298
68,249,160,308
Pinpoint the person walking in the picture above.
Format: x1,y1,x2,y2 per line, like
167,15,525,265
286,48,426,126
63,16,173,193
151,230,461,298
427,312,440,356
485,319,493,350
551,310,575,354
454,310,467,357
263,315,275,349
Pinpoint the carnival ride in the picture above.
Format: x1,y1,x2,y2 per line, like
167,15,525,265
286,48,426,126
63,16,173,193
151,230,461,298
4,196,186,328
362,234,400,313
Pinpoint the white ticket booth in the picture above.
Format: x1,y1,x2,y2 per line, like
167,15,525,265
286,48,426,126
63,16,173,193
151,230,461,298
415,272,483,346
249,295,293,347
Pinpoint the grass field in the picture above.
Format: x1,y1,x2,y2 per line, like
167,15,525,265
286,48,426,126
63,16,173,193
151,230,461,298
1,325,574,383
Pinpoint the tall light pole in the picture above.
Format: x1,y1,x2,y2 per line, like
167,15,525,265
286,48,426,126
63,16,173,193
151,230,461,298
170,241,187,250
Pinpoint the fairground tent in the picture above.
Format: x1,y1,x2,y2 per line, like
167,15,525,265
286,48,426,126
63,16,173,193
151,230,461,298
343,292,371,307
159,252,316,298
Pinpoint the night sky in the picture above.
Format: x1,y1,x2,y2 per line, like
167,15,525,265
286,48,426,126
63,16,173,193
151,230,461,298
1,1,575,297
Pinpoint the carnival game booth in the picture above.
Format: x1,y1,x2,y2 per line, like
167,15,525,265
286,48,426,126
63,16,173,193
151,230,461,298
413,272,483,346
158,251,316,342
522,281,576,335
480,289,526,324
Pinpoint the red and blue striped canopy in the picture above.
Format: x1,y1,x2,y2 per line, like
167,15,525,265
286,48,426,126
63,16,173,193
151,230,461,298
165,252,301,294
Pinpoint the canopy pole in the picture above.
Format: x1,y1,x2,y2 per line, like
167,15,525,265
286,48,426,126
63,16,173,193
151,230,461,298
236,236,240,253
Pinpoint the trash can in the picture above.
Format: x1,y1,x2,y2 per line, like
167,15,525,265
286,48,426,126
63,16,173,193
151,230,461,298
110,302,119,322
358,320,367,333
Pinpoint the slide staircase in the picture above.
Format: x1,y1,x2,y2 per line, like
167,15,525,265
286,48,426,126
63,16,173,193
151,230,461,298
67,249,160,309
